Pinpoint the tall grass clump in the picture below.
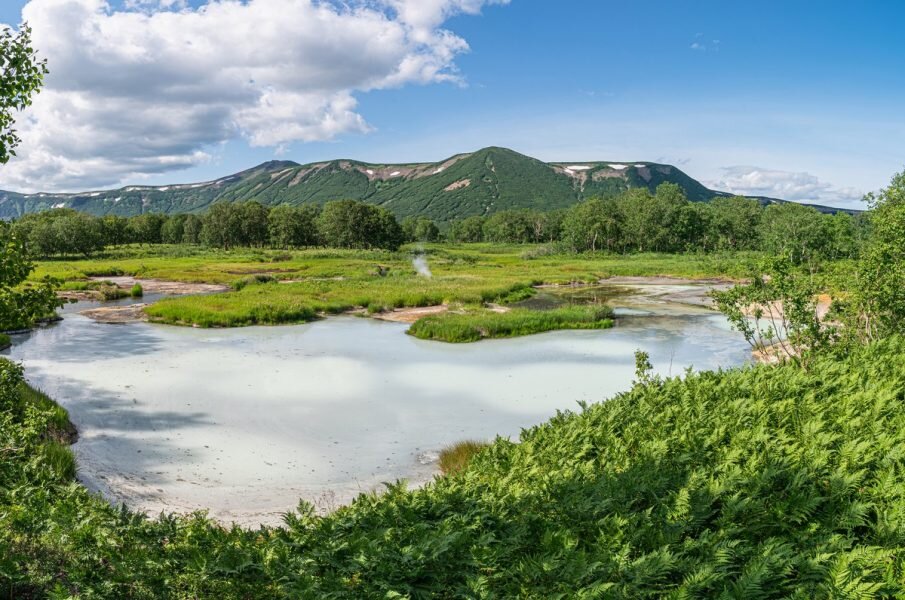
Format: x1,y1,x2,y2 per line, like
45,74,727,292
438,440,489,475
0,333,9,349
130,283,144,298
409,305,615,342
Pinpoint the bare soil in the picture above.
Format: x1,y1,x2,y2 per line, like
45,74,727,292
89,276,229,295
80,304,150,324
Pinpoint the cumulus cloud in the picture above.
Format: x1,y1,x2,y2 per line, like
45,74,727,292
0,0,508,191
708,166,864,207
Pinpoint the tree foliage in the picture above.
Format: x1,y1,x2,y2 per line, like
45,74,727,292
0,24,47,164
0,223,60,330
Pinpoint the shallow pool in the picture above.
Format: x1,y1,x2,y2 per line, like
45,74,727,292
5,288,750,525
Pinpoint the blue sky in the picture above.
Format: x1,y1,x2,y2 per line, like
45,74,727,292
1,0,903,207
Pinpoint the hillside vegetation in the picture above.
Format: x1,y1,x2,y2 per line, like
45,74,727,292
0,147,843,222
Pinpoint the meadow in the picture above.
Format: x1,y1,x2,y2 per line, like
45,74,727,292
32,244,763,329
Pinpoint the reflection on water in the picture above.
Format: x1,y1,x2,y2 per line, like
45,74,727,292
5,296,750,525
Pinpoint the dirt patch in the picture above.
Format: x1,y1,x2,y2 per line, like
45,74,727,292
59,290,103,302
89,276,229,295
80,304,149,324
444,179,471,192
372,305,449,323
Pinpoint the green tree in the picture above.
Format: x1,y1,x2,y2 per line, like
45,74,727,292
160,214,186,245
482,210,535,244
240,201,270,247
842,171,905,341
53,212,103,256
758,202,828,266
268,205,320,248
0,25,47,163
318,200,402,250
561,198,621,252
201,203,243,249
129,213,165,245
705,196,763,250
182,214,202,244
402,217,440,243
0,222,61,330
447,216,485,242
101,215,130,247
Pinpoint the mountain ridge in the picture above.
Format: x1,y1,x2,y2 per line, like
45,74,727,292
0,147,851,221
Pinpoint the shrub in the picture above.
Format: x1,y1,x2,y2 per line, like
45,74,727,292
233,274,277,291
96,283,128,301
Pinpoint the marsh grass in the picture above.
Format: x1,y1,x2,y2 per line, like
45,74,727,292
17,383,76,443
41,441,77,480
438,440,490,475
35,244,768,328
0,333,9,349
409,305,615,342
130,283,144,298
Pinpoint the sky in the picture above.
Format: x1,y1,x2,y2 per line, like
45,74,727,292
0,0,903,208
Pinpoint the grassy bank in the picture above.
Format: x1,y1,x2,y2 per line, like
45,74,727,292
4,339,905,596
408,305,615,342
0,334,9,350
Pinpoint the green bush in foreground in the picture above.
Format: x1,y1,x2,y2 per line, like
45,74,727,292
408,305,615,342
4,339,905,597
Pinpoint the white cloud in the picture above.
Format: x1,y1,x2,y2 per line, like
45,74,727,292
0,0,508,191
707,166,865,207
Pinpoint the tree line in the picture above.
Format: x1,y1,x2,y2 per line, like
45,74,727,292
9,199,408,256
9,183,867,263
447,183,867,264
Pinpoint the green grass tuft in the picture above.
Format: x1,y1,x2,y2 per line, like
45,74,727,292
438,440,490,475
408,305,615,342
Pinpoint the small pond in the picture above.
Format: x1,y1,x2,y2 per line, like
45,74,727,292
4,282,750,525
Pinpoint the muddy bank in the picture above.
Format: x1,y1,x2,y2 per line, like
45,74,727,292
90,276,229,295
80,304,150,324
372,305,449,323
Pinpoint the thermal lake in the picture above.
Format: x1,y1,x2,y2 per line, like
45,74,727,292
4,283,751,526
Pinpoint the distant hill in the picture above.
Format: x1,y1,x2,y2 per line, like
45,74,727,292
0,147,850,221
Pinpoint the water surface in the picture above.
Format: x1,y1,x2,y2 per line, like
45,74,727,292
5,286,750,525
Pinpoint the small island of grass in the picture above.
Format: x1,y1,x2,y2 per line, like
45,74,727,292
407,305,615,343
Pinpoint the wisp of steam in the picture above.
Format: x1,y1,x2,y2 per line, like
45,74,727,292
413,255,432,278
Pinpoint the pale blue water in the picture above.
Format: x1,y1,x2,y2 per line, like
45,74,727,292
4,294,750,524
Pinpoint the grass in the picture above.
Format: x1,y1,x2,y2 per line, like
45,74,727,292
58,279,129,300
409,305,615,342
15,381,77,443
4,336,905,596
438,440,490,474
0,333,9,349
130,283,143,298
31,244,767,329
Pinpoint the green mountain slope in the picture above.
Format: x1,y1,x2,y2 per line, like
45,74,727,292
0,147,844,221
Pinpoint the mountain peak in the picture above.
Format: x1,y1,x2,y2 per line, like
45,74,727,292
0,147,852,221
